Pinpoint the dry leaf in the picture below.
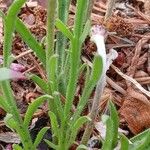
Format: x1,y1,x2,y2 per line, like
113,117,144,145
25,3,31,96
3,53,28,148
0,132,20,143
119,88,150,134
144,0,150,15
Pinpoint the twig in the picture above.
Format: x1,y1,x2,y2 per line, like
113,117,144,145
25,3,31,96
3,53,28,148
106,76,126,95
14,49,33,60
111,64,150,97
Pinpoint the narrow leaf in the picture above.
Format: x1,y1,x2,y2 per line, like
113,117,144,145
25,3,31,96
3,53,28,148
24,95,53,128
120,134,129,150
76,144,88,150
44,139,58,149
0,96,10,112
133,131,150,150
109,101,119,148
101,118,113,150
72,116,91,131
34,127,50,148
80,20,91,43
16,18,46,66
90,54,103,83
55,19,73,41
130,129,150,143
4,114,18,130
48,54,58,91
69,116,91,146
13,144,23,150
30,74,48,93
3,0,27,66
48,111,59,139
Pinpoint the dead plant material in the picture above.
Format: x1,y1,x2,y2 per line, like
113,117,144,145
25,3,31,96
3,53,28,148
127,33,150,79
111,64,150,97
105,16,133,36
144,0,150,15
119,88,150,134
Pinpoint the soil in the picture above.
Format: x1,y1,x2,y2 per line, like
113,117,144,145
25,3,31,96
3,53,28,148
0,0,150,149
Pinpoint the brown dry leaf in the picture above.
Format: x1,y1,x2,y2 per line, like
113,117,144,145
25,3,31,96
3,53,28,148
144,0,150,15
0,132,20,143
119,88,150,134
24,13,35,26
105,16,133,36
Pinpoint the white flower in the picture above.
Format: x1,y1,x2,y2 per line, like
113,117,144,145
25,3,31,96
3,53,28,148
90,25,118,72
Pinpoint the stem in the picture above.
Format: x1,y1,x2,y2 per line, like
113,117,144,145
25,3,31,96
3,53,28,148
56,0,71,95
46,0,57,115
81,74,106,145
64,0,89,119
59,0,89,148
46,0,57,79
56,0,71,65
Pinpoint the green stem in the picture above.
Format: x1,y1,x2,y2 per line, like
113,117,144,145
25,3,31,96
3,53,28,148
81,74,106,145
64,0,89,120
46,0,57,79
59,0,89,148
56,0,71,65
56,0,71,95
46,0,57,116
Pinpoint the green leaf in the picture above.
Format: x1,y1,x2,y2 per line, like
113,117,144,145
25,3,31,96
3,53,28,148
132,131,150,150
101,118,113,150
13,144,23,150
90,54,103,83
120,134,129,150
74,0,89,38
109,101,119,148
44,139,58,149
48,111,59,139
24,95,53,128
80,19,91,43
55,19,73,41
4,113,18,130
72,116,91,131
34,127,50,148
71,55,103,123
102,101,119,150
0,8,46,67
76,144,88,150
15,18,46,66
130,128,150,143
30,74,48,93
69,116,91,146
48,54,58,91
3,0,27,67
0,96,10,112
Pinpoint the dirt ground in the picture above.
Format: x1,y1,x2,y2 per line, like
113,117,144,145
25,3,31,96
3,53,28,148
0,0,150,149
